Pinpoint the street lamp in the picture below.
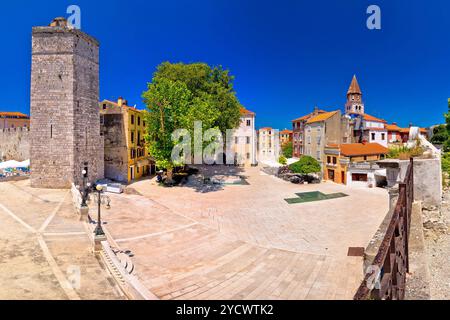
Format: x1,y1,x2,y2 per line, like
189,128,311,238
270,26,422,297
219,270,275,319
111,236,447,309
93,184,105,237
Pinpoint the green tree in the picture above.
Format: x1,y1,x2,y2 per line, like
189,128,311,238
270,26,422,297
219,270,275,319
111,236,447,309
431,124,448,145
289,156,321,174
152,62,242,135
281,141,293,158
143,62,244,181
143,78,192,182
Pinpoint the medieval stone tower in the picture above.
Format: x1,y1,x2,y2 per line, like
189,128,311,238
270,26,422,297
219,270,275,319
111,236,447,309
345,75,365,115
30,17,104,188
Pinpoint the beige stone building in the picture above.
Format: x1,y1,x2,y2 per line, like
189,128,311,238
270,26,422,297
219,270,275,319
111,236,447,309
230,107,257,166
30,18,104,188
257,127,279,163
304,111,342,164
100,98,154,183
0,112,30,130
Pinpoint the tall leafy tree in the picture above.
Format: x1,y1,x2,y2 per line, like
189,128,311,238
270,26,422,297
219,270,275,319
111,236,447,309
152,62,242,134
143,62,243,181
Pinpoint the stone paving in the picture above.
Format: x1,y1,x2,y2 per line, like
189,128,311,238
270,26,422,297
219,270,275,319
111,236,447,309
101,166,389,300
0,179,123,300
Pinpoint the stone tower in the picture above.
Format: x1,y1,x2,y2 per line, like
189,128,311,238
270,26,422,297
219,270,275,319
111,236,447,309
345,75,364,115
30,17,104,188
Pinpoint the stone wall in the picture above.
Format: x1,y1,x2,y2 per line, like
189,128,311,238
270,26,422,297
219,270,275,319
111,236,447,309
103,113,128,182
379,158,442,207
0,128,30,161
30,21,104,189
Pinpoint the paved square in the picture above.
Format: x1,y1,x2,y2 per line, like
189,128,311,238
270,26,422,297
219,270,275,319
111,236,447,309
100,165,389,300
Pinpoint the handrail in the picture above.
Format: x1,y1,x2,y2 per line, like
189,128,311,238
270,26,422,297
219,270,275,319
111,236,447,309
354,158,414,300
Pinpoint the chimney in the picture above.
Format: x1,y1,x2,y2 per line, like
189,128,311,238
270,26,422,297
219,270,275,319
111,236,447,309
49,17,68,28
314,106,319,115
117,97,124,107
392,122,397,126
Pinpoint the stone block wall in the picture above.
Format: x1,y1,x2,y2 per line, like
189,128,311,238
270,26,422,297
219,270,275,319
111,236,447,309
30,22,104,189
0,128,30,161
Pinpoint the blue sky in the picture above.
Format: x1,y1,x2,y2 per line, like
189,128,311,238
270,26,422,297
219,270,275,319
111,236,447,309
1,0,449,129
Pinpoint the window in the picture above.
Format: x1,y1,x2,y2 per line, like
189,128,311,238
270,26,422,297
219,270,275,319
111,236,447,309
137,131,141,144
131,115,135,124
316,151,321,160
131,131,134,143
246,137,250,144
327,156,331,164
102,103,107,110
246,120,251,126
364,156,367,161
235,137,238,144
137,166,140,174
130,149,136,159
371,133,376,140
333,157,337,164
381,133,386,140
143,121,146,127
138,117,141,126
246,153,250,159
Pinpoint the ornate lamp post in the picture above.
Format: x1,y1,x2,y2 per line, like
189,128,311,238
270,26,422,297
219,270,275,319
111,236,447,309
81,165,91,208
93,184,106,237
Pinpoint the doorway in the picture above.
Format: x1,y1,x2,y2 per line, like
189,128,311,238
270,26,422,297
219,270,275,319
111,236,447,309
130,166,135,180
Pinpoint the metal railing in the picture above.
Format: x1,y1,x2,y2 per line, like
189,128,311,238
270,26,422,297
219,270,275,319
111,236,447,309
354,158,414,300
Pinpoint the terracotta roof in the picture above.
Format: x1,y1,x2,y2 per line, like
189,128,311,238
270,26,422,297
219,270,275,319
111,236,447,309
240,107,255,116
0,112,29,118
386,123,401,131
306,111,338,124
280,129,292,135
347,75,362,95
340,143,388,157
259,127,272,131
292,110,327,122
363,113,386,123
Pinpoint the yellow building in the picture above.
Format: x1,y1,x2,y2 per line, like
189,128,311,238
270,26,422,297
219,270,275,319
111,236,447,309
324,142,388,187
100,97,154,183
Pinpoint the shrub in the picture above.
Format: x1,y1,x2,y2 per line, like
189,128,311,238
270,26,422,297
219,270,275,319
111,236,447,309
289,156,321,174
278,155,287,165
281,142,293,158
387,145,424,160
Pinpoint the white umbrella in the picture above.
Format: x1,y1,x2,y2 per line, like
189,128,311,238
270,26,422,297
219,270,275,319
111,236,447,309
17,159,30,168
0,160,29,169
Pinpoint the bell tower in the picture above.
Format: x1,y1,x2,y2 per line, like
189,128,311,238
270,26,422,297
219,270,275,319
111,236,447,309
345,75,364,115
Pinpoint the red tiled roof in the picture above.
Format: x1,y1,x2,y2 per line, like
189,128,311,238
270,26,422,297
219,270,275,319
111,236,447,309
0,112,29,118
292,110,327,122
280,129,292,135
240,107,255,116
347,75,362,95
306,111,339,124
386,123,402,131
340,143,388,157
363,113,386,123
